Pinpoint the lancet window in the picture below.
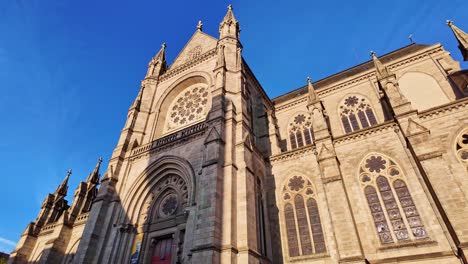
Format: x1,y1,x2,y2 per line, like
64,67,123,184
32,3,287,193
359,154,428,244
339,95,377,133
288,113,314,150
455,128,468,169
282,176,326,257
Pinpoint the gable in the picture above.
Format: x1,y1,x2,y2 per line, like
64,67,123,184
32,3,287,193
169,31,218,69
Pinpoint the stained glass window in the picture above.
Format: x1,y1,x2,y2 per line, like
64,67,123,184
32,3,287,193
340,95,378,133
288,113,314,150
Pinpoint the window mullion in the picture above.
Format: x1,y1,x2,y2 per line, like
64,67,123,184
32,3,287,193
292,196,303,256
302,194,316,254
374,182,398,243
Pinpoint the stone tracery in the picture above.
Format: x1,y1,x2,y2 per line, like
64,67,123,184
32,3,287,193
165,84,210,133
455,127,468,169
288,113,314,150
282,176,326,257
339,95,378,133
359,153,428,244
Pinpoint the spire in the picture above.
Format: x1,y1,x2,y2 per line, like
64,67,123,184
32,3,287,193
370,51,393,80
219,5,240,39
307,77,319,104
54,169,71,197
197,20,203,31
447,20,468,61
86,157,103,184
146,43,167,78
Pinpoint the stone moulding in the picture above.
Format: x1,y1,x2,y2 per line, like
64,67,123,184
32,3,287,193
418,97,468,120
275,96,308,112
130,122,208,161
160,48,217,82
269,145,315,164
274,45,445,112
333,121,398,145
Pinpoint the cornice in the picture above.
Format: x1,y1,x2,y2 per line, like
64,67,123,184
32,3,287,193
273,44,446,109
418,97,468,120
269,145,315,164
275,97,308,112
333,121,398,145
159,48,217,82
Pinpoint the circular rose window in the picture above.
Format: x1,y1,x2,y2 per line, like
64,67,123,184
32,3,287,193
158,194,179,218
164,84,210,133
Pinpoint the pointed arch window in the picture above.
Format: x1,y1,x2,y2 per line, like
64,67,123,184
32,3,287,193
359,154,428,244
288,113,314,150
455,127,468,169
282,176,326,257
339,95,377,133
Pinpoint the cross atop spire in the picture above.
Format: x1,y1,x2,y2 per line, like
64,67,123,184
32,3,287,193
54,169,71,197
370,51,393,80
197,20,203,31
447,20,468,61
86,157,103,184
219,4,240,39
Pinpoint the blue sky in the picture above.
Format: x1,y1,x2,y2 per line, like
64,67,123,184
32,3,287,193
0,0,467,253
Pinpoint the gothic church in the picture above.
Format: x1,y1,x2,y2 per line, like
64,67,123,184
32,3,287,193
8,6,468,264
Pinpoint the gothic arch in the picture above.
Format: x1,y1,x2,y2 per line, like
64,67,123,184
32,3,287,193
286,112,314,150
151,71,213,139
279,174,326,258
357,152,428,244
337,93,378,133
121,155,196,225
62,239,80,264
398,71,449,111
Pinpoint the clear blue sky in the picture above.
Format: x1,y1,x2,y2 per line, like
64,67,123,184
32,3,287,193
0,0,467,253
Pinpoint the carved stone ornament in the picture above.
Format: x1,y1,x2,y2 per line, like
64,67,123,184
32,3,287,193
164,83,211,133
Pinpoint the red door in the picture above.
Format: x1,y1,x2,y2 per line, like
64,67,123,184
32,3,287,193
151,238,173,264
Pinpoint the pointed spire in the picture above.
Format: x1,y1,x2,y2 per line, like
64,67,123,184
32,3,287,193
197,20,203,31
307,77,319,104
447,20,468,61
146,43,167,78
219,5,240,39
55,169,71,196
86,157,102,184
370,51,393,80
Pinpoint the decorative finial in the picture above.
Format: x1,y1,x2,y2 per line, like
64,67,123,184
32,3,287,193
197,20,203,31
162,43,166,49
98,157,103,164
370,51,376,57
67,169,72,177
228,4,232,10
307,76,312,84
447,20,453,26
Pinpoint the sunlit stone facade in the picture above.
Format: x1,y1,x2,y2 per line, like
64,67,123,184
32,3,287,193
9,7,468,264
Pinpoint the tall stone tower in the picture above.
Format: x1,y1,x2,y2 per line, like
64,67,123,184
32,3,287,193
71,5,272,264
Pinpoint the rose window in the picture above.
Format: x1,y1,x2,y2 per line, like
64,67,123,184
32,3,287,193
158,194,179,217
165,84,210,133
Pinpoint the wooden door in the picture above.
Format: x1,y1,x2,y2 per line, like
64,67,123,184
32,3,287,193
151,238,173,264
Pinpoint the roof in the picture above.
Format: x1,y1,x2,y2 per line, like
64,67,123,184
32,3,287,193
272,43,430,104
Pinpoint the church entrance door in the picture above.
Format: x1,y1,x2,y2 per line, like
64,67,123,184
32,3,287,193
151,237,173,264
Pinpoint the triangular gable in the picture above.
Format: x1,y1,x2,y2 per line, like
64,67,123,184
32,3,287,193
169,31,218,69
406,118,429,136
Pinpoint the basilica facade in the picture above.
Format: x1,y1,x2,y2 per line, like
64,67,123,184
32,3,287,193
8,6,468,264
